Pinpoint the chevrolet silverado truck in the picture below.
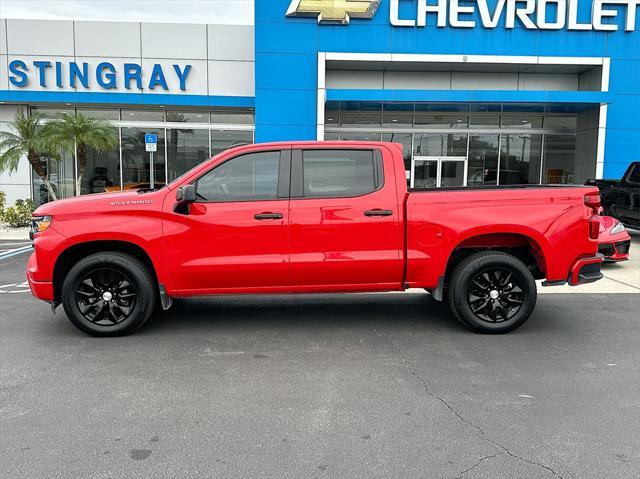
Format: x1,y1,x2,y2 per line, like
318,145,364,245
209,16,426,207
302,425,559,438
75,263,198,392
586,161,640,230
28,141,604,336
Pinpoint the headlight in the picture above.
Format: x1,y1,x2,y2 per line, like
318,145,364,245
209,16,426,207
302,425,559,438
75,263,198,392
30,215,53,238
611,221,626,235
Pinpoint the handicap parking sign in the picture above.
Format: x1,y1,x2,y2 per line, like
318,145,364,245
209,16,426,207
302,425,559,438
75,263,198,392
145,133,158,152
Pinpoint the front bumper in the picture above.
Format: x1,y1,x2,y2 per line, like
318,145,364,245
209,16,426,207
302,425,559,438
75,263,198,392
568,254,604,285
599,240,631,262
27,252,54,302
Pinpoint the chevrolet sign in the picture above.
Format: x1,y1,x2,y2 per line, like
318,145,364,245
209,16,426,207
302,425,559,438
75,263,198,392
286,0,381,24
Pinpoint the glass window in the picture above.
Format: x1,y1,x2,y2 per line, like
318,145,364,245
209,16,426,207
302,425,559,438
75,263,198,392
324,112,339,125
469,115,500,129
340,113,381,128
32,153,76,205
414,114,468,128
166,110,210,123
382,113,412,128
440,161,465,187
499,134,542,185
543,135,576,184
76,108,120,120
339,132,381,141
626,164,640,184
381,132,412,177
166,128,210,182
413,133,467,157
121,128,166,189
82,143,121,194
302,149,380,198
196,151,280,202
30,106,74,119
468,135,499,186
324,132,339,140
121,109,165,122
544,116,577,130
501,116,543,129
211,109,254,125
413,159,438,188
211,130,253,156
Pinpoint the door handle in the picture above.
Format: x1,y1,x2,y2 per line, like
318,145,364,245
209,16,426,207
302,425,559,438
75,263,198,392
254,212,283,220
364,209,393,217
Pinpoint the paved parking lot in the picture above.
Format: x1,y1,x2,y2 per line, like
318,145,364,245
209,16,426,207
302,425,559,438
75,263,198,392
1,239,639,479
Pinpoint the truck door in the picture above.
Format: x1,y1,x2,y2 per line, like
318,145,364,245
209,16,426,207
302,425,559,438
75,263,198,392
288,147,404,290
163,148,291,293
616,163,640,228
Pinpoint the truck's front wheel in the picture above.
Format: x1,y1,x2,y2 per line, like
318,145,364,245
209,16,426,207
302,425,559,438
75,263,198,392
448,251,537,333
61,252,156,337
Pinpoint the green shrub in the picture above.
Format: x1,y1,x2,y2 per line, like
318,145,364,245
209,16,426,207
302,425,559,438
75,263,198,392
0,191,6,216
1,198,36,227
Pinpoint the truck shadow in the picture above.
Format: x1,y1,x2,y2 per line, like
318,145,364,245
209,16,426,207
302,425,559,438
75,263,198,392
142,293,465,335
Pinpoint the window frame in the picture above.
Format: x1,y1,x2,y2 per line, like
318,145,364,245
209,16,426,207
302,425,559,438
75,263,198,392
290,148,384,200
192,148,291,203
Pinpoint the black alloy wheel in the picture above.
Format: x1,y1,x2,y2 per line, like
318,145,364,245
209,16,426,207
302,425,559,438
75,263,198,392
75,267,138,326
61,252,156,337
447,251,537,334
467,268,524,323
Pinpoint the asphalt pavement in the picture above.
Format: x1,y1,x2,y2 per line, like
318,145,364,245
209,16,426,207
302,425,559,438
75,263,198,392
0,246,639,479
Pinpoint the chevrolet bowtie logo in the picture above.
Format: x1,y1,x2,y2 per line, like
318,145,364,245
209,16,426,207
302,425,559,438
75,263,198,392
286,0,380,24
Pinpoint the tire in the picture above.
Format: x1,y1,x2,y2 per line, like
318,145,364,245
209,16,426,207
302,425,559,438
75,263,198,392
447,251,537,334
61,252,157,337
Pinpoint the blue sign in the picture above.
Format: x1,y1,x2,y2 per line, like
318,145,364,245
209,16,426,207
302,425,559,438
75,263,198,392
145,133,158,152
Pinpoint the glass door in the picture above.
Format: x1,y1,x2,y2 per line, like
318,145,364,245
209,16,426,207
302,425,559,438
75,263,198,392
411,156,467,188
121,128,166,190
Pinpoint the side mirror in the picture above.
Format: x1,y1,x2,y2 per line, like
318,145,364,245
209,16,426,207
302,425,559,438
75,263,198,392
173,184,196,214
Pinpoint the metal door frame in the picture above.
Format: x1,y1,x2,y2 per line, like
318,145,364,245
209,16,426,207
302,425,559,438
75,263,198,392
411,156,467,188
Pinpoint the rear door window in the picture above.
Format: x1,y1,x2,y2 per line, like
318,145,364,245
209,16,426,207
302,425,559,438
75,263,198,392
298,149,382,198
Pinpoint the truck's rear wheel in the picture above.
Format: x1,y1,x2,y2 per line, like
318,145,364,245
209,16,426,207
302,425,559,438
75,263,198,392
61,252,156,337
447,251,536,333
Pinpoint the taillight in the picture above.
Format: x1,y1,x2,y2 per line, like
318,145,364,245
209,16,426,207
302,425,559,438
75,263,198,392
584,194,601,213
589,217,600,240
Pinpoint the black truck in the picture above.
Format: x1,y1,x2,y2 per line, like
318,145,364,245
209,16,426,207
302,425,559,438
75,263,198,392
586,162,640,230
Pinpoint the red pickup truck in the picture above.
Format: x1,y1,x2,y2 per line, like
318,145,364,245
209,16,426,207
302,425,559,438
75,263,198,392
27,141,604,336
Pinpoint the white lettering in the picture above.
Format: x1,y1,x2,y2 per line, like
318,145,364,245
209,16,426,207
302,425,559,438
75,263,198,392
537,0,567,29
506,0,537,29
386,0,638,32
417,0,447,27
390,0,416,26
477,0,507,28
567,0,593,30
594,0,619,31
449,0,476,27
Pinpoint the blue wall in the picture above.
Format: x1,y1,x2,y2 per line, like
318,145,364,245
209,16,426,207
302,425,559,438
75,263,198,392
255,0,640,178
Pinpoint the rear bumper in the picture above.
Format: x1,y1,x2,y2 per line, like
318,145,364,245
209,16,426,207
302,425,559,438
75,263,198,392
27,252,54,302
568,254,604,286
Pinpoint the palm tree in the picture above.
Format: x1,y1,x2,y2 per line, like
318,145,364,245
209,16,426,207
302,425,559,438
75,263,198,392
45,112,118,195
0,109,59,201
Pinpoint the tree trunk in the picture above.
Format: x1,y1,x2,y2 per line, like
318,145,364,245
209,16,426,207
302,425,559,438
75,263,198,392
27,149,58,202
76,143,88,195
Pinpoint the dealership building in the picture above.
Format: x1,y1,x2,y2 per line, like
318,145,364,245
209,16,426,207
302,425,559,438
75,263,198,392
0,0,638,205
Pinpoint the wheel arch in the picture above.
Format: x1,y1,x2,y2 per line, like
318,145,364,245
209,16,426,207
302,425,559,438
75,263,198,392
444,231,549,285
52,240,159,305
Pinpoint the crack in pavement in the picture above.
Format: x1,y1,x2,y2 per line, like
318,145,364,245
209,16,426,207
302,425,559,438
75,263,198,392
452,451,504,479
382,333,565,479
